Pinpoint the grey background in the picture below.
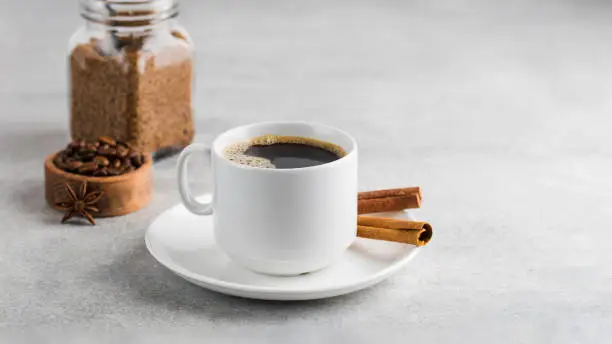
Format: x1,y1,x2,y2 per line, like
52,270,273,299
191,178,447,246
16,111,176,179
0,0,610,342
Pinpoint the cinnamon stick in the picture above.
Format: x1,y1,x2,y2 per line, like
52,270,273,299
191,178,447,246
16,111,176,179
358,187,421,214
357,215,433,247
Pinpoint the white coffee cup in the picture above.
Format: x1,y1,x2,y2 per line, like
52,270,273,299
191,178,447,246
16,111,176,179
177,121,358,275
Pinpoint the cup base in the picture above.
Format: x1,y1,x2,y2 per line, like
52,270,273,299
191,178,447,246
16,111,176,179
224,250,345,276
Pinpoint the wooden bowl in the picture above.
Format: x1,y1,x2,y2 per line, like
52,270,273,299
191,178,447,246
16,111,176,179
44,152,153,217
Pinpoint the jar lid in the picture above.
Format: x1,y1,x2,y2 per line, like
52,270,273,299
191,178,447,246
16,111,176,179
80,0,179,27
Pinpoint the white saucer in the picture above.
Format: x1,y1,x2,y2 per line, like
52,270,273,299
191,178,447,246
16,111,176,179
145,198,420,301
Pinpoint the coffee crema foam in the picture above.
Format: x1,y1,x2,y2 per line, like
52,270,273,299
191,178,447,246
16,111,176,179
224,135,347,169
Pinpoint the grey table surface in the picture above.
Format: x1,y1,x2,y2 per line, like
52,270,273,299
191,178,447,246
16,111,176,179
0,0,610,342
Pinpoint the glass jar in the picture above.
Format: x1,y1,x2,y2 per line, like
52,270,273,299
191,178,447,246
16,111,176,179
69,0,194,154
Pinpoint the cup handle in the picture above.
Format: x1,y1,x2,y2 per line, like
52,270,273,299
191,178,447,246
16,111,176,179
177,143,214,215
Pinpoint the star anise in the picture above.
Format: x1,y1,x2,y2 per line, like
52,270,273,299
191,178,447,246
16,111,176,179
55,181,103,225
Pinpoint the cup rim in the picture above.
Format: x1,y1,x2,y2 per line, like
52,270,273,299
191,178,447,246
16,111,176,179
212,121,357,172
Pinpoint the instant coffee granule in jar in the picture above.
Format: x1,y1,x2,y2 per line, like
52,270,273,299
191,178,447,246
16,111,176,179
69,0,194,153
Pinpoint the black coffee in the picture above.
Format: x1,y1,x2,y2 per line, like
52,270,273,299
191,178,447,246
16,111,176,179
224,135,346,169
244,143,340,168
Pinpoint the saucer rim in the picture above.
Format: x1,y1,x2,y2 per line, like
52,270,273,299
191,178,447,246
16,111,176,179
145,203,420,296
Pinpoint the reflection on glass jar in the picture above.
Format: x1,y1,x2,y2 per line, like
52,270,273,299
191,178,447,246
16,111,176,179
69,0,194,154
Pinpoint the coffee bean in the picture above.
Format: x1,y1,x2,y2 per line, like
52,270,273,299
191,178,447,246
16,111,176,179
93,156,110,166
130,153,143,167
107,167,122,176
54,156,70,171
76,151,96,161
116,145,129,158
56,138,145,177
78,162,98,174
98,146,116,156
69,160,84,169
117,141,133,150
70,140,85,149
93,168,108,177
98,136,117,146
